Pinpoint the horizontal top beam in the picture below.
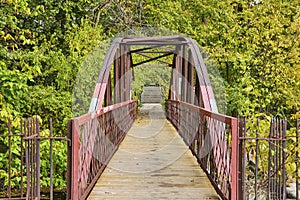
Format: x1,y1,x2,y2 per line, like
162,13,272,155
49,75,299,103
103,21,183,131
122,35,186,42
120,41,189,46
120,36,189,46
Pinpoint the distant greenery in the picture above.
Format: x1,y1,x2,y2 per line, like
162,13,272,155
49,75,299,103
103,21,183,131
131,64,171,101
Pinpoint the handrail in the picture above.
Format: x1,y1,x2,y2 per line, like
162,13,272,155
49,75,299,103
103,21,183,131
167,100,236,124
166,100,239,200
75,100,137,125
68,100,137,200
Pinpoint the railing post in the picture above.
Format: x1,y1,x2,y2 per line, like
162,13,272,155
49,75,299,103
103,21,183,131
36,118,41,199
296,119,299,200
71,119,80,200
238,118,246,200
231,118,239,200
8,118,12,199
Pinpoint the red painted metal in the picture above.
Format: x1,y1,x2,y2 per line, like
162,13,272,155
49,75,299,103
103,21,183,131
71,119,80,200
89,36,217,113
231,118,239,200
114,50,120,104
166,100,239,200
187,50,194,104
69,100,137,200
182,45,188,102
92,83,101,98
104,74,112,106
71,36,228,199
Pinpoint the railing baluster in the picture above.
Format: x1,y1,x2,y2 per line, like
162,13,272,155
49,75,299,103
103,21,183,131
36,117,41,199
255,118,260,200
8,118,11,199
296,119,299,200
242,118,247,200
50,118,54,200
282,119,287,199
268,118,273,200
20,118,24,198
25,119,31,199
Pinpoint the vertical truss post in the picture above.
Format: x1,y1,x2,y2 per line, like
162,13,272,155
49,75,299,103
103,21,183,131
169,52,176,100
176,45,183,101
114,49,121,104
124,44,131,101
187,49,194,104
120,44,126,102
105,73,112,106
194,75,200,106
181,45,188,102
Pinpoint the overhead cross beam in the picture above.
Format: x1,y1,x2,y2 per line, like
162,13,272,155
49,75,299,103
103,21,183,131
131,52,173,67
89,36,218,113
134,52,172,67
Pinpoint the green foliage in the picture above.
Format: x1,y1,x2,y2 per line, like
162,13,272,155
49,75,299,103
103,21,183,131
1,0,300,194
39,137,68,188
141,0,300,118
0,136,23,189
0,0,106,192
72,36,109,116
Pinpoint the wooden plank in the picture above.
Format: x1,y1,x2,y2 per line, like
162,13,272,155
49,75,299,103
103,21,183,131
88,106,218,200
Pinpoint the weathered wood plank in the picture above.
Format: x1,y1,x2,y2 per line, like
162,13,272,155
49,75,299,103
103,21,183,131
88,106,218,200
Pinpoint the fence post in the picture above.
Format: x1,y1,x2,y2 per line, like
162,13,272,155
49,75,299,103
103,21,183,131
231,118,239,200
71,119,80,200
282,119,287,199
36,118,41,199
67,120,72,200
296,119,299,200
7,118,12,198
238,118,245,200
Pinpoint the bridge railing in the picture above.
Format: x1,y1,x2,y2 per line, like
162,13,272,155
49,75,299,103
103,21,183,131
68,100,137,200
166,100,239,200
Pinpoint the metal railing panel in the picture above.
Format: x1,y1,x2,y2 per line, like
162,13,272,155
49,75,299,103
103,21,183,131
166,100,239,200
69,100,137,200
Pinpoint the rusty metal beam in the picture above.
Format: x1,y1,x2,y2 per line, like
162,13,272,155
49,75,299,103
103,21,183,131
134,52,172,66
181,45,188,102
122,35,185,42
129,45,165,54
89,36,218,112
121,41,188,46
132,52,173,67
187,49,194,104
176,45,183,101
114,49,120,104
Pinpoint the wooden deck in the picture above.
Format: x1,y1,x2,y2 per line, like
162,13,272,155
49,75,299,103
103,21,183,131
88,105,218,199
